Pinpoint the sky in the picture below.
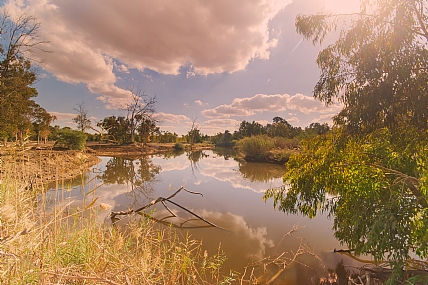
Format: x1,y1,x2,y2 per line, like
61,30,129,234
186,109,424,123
2,0,360,135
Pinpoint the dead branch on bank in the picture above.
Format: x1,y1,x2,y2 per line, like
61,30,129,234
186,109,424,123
109,186,227,231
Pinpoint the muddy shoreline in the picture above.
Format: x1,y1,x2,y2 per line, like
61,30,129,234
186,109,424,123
0,142,213,186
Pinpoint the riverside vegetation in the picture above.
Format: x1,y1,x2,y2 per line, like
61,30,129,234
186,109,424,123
0,152,235,284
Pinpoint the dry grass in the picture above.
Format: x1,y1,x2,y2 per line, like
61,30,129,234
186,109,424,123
0,158,231,285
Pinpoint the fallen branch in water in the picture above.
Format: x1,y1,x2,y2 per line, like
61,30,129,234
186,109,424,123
109,186,227,230
240,224,321,285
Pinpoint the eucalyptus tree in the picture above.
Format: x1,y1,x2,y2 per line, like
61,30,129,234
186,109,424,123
32,104,56,143
0,11,49,145
123,87,157,143
264,1,428,282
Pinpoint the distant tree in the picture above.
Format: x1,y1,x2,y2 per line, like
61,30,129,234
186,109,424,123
238,120,266,137
57,128,87,150
137,118,157,145
73,102,91,132
98,116,128,144
187,118,202,147
211,130,234,146
32,106,56,143
303,122,330,137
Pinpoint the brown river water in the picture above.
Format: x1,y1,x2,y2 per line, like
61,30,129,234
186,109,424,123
47,148,362,284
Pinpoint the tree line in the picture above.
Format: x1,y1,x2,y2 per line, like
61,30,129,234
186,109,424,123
211,118,329,146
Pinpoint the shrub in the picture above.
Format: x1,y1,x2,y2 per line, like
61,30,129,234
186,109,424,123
57,129,87,150
236,135,275,161
174,142,184,150
273,137,299,149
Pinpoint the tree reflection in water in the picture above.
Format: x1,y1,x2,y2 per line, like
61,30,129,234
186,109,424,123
186,150,209,175
211,147,237,160
101,156,161,207
238,161,285,183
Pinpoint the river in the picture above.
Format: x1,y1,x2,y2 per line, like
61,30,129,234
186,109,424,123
48,148,358,284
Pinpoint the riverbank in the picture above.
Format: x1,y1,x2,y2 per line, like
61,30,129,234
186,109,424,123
0,143,230,284
86,141,213,158
0,142,215,186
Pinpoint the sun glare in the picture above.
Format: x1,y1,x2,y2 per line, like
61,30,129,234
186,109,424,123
324,0,361,13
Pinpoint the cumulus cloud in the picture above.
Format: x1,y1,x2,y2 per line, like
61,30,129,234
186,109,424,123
5,0,291,108
48,111,76,122
286,117,299,123
195,100,203,106
202,93,342,118
311,113,336,125
155,112,191,124
200,118,241,134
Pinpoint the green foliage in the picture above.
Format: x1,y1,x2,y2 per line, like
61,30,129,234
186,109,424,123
0,12,52,144
264,129,428,272
154,131,178,143
57,129,87,150
272,137,299,149
174,142,184,150
187,128,203,144
238,120,266,138
262,1,428,282
236,135,275,161
296,0,428,135
211,130,234,146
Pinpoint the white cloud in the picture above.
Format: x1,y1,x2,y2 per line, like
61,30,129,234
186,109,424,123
202,93,342,118
286,117,299,123
200,119,241,134
195,100,203,106
311,113,336,125
5,0,292,108
155,112,191,124
48,111,76,121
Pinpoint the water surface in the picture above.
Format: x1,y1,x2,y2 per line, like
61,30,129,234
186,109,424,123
50,148,357,284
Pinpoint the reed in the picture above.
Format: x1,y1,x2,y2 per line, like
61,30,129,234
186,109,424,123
0,158,230,284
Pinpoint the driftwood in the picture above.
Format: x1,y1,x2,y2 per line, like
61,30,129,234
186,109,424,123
109,186,227,230
334,248,428,284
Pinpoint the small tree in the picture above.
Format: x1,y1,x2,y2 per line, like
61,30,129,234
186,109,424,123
187,118,202,148
57,128,87,150
73,102,91,132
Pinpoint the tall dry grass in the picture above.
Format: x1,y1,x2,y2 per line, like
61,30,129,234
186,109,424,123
0,158,232,285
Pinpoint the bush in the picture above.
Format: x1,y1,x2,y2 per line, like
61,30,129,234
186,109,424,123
174,142,184,150
57,129,87,150
236,135,275,161
273,137,299,149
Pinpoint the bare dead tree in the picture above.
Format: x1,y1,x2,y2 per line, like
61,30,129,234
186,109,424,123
73,102,91,132
188,117,201,149
0,10,50,75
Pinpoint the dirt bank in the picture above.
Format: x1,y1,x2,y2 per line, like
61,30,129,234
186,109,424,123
0,142,214,187
0,148,101,188
87,142,213,158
